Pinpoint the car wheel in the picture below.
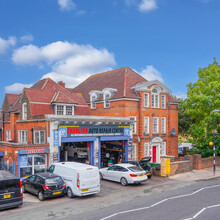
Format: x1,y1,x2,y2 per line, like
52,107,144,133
100,172,103,180
120,177,128,186
22,185,26,193
38,191,45,201
148,175,152,179
67,187,73,198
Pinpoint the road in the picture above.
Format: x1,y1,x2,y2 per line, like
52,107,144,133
1,177,220,220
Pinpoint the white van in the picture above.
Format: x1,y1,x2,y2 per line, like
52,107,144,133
48,162,100,198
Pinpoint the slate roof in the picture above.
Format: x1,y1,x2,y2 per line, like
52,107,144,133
72,67,147,102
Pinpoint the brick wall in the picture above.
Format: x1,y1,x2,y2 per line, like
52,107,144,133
193,154,220,170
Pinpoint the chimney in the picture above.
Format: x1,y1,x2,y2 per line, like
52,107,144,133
58,81,65,88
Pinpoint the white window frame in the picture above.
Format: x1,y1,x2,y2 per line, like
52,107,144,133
161,142,166,156
6,130,11,141
22,102,27,120
34,130,45,144
91,95,96,109
151,87,159,108
56,105,74,115
161,117,166,134
19,130,27,144
161,95,166,109
144,117,149,134
144,142,150,157
104,92,110,108
130,116,136,134
144,93,149,107
66,106,73,115
153,117,159,134
56,105,64,115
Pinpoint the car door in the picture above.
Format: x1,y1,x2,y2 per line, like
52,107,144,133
32,176,43,195
25,175,36,193
105,166,117,181
115,166,128,182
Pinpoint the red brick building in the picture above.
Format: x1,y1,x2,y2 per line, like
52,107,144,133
73,67,179,162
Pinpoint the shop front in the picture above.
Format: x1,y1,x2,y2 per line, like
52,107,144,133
57,124,131,168
18,148,49,179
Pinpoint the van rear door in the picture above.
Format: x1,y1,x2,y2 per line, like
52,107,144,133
79,167,99,190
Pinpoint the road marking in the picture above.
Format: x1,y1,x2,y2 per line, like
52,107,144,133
183,204,220,219
100,184,220,220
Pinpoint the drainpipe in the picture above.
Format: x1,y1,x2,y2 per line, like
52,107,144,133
31,128,34,144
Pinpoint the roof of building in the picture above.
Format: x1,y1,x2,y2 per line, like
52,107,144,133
169,96,179,103
6,94,20,106
72,67,147,102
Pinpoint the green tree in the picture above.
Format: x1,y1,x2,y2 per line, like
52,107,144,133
184,59,220,157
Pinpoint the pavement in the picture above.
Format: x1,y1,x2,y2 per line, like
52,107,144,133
168,166,220,181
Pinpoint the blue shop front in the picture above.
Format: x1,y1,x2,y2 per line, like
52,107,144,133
57,124,131,168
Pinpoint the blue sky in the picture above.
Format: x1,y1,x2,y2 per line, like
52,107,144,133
0,0,219,105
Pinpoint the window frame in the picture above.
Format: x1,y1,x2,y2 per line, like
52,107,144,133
144,117,149,134
34,130,45,144
153,117,159,134
144,93,149,107
6,130,11,141
161,95,166,109
161,142,166,156
22,102,27,120
161,117,166,134
19,130,27,144
104,92,110,108
130,116,136,134
151,87,160,108
144,142,150,157
56,105,74,115
91,95,96,109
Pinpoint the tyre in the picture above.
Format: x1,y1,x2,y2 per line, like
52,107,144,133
100,172,103,180
38,191,45,201
67,187,73,198
22,185,26,193
120,177,128,186
148,175,152,179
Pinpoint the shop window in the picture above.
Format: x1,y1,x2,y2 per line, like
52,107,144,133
130,116,136,134
6,130,11,141
161,117,166,134
153,117,159,134
161,95,166,109
22,102,27,120
19,130,27,144
34,131,45,144
144,143,150,157
104,93,110,108
144,117,149,134
151,87,159,108
144,93,149,107
161,142,166,156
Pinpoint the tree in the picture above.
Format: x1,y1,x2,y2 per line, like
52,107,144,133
184,59,220,157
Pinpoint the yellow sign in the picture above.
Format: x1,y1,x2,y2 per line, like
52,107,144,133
166,158,170,174
209,141,214,146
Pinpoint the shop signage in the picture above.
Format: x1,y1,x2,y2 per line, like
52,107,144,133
53,131,60,147
26,149,45,154
59,125,130,138
18,149,50,155
20,155,28,167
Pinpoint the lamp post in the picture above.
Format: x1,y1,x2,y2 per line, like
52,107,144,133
212,109,220,176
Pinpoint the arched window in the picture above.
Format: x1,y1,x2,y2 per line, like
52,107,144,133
151,86,159,108
22,102,27,120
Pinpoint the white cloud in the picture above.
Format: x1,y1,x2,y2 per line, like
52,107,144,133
138,0,158,12
58,0,75,11
139,65,164,83
12,41,116,88
5,83,33,94
0,36,16,55
173,92,187,99
20,34,34,43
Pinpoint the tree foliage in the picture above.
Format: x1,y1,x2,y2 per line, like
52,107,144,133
184,59,220,157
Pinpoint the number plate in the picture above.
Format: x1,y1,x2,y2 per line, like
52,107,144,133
139,174,144,177
146,173,151,175
53,191,61,195
81,189,89,192
4,194,11,199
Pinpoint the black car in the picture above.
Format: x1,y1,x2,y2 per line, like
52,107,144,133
0,171,23,210
127,157,152,179
22,172,66,201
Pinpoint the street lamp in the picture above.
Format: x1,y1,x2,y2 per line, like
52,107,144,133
212,109,220,176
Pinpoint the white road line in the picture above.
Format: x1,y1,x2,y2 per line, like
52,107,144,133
100,184,220,220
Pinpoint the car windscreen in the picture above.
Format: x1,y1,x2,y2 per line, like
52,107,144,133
0,179,20,191
45,177,63,185
128,166,143,172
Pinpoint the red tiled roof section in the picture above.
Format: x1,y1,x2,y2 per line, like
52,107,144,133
26,78,87,105
169,96,179,103
6,94,20,106
30,103,54,115
9,95,21,112
72,67,147,102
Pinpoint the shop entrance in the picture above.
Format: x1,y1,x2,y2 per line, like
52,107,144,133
101,141,125,168
0,156,3,170
60,141,90,164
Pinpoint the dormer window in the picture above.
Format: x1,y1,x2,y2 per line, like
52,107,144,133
104,93,110,108
151,86,160,108
91,95,96,109
89,90,102,110
56,105,74,115
57,105,64,115
22,102,27,120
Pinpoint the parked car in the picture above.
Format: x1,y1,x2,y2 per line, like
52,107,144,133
65,143,88,159
48,162,100,198
127,157,153,179
22,172,66,201
99,163,147,186
0,171,23,210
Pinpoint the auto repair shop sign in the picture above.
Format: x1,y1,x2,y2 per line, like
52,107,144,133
59,125,130,137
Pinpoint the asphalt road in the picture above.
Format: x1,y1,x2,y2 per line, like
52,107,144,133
1,177,220,220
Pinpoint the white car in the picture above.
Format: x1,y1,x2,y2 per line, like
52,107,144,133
99,163,147,186
66,143,88,159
